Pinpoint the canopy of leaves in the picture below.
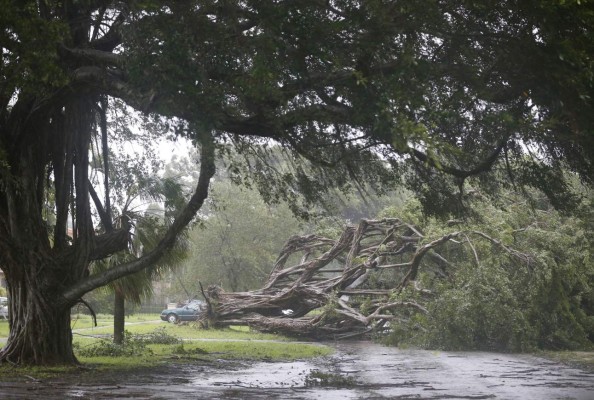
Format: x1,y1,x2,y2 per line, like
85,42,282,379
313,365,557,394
1,0,593,304
120,0,594,214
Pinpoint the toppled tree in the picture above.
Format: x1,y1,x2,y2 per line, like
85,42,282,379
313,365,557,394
200,218,532,339
1,1,593,365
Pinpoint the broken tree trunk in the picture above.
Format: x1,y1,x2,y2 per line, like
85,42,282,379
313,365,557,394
199,218,530,339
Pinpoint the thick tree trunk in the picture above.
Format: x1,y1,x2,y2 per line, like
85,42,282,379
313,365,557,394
0,277,76,365
0,126,214,366
113,290,125,345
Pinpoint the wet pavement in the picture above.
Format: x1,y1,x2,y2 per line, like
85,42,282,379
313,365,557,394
1,341,593,399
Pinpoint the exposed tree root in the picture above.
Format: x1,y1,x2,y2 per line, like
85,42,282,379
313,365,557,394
199,218,531,339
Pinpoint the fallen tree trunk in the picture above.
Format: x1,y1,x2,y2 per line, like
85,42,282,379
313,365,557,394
199,218,531,339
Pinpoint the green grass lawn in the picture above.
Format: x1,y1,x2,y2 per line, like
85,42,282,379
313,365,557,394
78,321,293,341
2,313,299,343
71,321,330,370
1,315,332,377
0,320,7,337
0,313,163,337
73,336,330,368
70,313,162,330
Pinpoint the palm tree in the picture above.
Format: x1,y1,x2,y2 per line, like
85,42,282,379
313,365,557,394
90,175,191,344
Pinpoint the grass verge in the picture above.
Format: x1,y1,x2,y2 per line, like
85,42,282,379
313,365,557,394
78,322,293,341
70,313,161,330
0,313,162,337
0,322,332,379
537,351,594,373
73,325,330,365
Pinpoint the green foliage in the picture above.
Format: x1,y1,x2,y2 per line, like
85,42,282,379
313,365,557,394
87,131,191,336
319,294,341,322
171,343,208,355
310,216,347,240
75,327,181,357
531,268,593,350
359,297,373,315
381,190,594,352
123,0,594,216
0,0,68,93
165,178,302,294
76,331,152,357
132,326,182,345
421,266,533,352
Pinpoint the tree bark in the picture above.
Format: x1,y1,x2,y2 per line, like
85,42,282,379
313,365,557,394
0,104,83,365
0,262,77,365
113,290,125,345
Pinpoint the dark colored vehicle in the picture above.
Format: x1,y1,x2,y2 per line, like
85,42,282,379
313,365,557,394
160,300,205,323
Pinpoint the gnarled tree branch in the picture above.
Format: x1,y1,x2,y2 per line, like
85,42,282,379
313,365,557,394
198,218,533,339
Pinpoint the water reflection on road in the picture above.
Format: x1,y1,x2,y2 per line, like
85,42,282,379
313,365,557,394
326,341,594,399
1,341,593,399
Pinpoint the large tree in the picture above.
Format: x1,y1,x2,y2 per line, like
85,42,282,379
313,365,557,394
197,191,593,351
0,1,592,365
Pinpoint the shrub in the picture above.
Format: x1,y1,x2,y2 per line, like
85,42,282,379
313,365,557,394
133,327,182,345
76,331,152,357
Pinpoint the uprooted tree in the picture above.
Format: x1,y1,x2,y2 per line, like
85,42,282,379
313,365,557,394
199,218,532,339
1,1,593,365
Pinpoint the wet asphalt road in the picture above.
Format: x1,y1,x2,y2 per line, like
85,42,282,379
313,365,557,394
0,341,593,399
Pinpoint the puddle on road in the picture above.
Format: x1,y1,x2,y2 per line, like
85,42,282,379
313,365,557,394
184,359,366,400
330,341,594,400
190,360,314,388
1,342,593,399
